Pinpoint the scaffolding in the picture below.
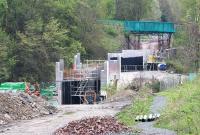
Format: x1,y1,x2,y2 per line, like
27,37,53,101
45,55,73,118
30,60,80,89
83,60,105,69
71,79,88,97
63,65,101,104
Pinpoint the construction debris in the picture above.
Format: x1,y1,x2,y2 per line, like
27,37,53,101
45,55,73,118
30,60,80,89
54,117,131,135
0,92,57,126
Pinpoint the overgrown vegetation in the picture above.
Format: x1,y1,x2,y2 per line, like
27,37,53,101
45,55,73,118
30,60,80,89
0,0,199,81
165,0,200,73
166,60,186,74
149,80,160,93
103,84,117,97
115,0,155,20
0,0,156,82
156,76,200,135
0,0,161,82
117,88,153,126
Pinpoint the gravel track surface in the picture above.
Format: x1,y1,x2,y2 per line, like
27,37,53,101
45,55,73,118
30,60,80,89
135,96,176,135
0,100,131,135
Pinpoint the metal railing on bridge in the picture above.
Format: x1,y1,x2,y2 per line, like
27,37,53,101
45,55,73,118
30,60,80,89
121,64,158,72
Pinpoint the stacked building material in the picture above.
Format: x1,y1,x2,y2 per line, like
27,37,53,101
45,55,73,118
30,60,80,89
135,114,160,122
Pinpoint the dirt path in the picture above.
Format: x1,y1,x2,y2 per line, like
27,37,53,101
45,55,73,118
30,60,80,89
0,100,131,135
135,96,176,135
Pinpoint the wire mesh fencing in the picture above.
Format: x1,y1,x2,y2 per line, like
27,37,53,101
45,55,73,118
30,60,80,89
159,75,182,91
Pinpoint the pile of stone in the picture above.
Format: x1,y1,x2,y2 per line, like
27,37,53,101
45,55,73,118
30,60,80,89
54,117,131,135
0,92,57,125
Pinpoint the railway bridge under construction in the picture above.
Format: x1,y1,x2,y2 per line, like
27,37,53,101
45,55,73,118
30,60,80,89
56,20,176,105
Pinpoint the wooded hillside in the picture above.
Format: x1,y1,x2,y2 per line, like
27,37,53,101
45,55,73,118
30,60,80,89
0,0,199,82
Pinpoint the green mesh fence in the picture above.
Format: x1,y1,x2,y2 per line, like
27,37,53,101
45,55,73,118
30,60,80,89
0,82,55,100
40,83,56,100
0,82,25,92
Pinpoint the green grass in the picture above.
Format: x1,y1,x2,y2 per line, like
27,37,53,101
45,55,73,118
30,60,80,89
117,88,153,126
102,84,117,97
155,77,200,135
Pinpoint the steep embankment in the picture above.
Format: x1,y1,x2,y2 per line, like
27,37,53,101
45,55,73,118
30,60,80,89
156,76,200,135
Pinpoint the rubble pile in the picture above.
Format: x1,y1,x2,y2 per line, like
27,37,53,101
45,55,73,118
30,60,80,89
0,92,57,125
54,117,131,135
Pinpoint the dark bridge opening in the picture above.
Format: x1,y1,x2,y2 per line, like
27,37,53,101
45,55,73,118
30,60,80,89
61,80,100,105
121,57,143,72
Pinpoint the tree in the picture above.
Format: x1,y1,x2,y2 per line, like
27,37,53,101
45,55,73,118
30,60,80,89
73,1,107,59
11,17,85,82
0,0,123,81
115,0,154,20
159,0,179,22
168,0,200,72
182,0,200,71
0,30,14,81
0,0,85,81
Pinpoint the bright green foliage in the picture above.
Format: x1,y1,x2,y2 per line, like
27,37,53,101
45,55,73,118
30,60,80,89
158,0,181,22
0,0,160,82
115,0,154,20
166,60,186,73
156,77,200,135
182,0,200,24
0,0,111,81
1,0,197,81
97,0,115,19
117,97,153,126
117,88,153,126
173,27,188,47
163,0,200,73
101,26,122,52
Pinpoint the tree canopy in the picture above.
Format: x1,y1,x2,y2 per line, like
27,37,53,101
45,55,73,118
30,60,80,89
0,0,198,82
115,0,154,20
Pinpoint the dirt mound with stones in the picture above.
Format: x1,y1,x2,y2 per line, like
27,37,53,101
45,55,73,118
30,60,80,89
0,92,57,125
54,117,131,135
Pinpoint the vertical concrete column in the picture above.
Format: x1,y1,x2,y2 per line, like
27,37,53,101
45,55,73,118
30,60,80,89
107,53,111,61
56,62,64,105
77,53,81,70
100,61,109,90
73,55,77,70
73,53,81,70
59,59,64,71
118,54,121,80
77,53,81,65
56,62,61,104
56,62,61,81
58,70,63,105
100,70,105,91
106,61,109,85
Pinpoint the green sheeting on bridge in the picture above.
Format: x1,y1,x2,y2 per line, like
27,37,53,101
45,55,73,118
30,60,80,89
97,19,176,34
124,21,175,34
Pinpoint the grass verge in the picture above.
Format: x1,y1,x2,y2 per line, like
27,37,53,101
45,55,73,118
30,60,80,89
103,84,117,98
117,88,153,126
155,77,200,135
